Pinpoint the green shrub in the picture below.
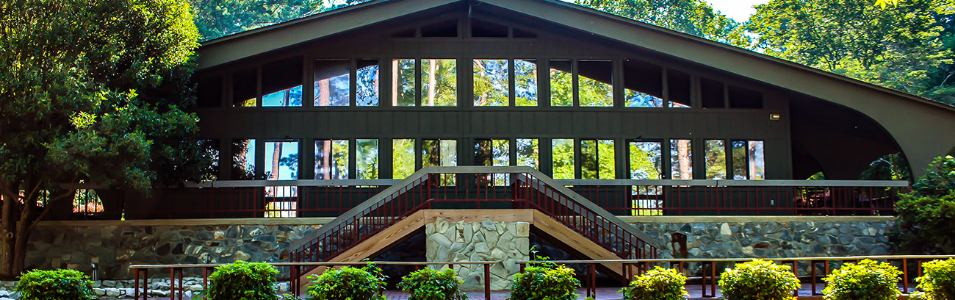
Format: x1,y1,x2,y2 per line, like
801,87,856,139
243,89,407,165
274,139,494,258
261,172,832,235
16,269,94,300
718,259,800,300
893,155,955,254
397,267,468,300
508,262,581,300
306,263,387,300
822,259,901,300
618,266,688,300
917,258,955,300
204,261,280,300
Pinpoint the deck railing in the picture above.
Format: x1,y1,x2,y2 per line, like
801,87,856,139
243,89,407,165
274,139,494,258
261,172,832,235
286,166,659,284
69,174,909,219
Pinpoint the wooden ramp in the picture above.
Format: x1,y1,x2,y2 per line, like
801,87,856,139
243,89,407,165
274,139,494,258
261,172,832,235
298,209,626,289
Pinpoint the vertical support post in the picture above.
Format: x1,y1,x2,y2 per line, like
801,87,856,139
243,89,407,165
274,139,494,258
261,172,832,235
701,262,709,298
792,261,798,297
133,268,140,300
903,259,909,293
170,268,176,300
142,269,149,300
519,263,525,274
484,263,491,300
589,263,597,298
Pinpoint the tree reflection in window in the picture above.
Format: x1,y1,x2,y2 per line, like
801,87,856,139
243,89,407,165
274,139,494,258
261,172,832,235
732,140,765,180
315,139,348,180
393,139,415,179
581,139,615,179
550,60,573,107
516,139,539,169
356,139,379,179
421,59,457,106
670,139,692,179
314,59,350,106
474,139,509,185
357,59,380,106
704,139,726,179
232,139,255,180
515,60,538,106
629,141,662,180
473,59,509,106
578,60,613,107
552,139,575,179
392,59,415,106
624,59,663,107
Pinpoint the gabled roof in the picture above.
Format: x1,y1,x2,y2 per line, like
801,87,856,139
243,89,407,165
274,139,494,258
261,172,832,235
197,0,954,112
196,0,955,177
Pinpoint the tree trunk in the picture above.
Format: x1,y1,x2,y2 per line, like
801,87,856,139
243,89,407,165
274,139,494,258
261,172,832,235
318,79,330,106
677,140,691,179
427,59,437,106
0,191,16,279
392,59,399,106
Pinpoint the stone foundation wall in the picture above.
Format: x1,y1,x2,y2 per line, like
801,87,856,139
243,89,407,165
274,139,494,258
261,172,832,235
425,218,530,290
26,221,322,279
21,217,895,282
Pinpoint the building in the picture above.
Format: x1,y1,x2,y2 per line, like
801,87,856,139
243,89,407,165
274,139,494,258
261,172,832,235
32,0,955,288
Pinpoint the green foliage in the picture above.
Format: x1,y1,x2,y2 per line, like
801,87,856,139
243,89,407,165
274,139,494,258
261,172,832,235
822,259,901,300
306,263,387,300
917,258,955,300
618,266,688,300
0,0,211,277
717,260,800,300
912,156,955,197
397,268,468,300
190,0,370,41
893,156,955,254
748,0,955,104
508,259,581,300
204,261,280,300
15,269,94,300
575,0,750,47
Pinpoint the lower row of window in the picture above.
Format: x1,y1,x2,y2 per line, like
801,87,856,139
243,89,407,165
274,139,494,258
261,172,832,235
225,138,764,181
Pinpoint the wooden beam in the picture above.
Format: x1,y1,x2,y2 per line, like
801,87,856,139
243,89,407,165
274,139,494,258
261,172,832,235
531,210,625,278
422,209,534,223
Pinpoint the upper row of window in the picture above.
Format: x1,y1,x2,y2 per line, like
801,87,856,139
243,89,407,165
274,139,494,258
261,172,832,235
198,58,764,109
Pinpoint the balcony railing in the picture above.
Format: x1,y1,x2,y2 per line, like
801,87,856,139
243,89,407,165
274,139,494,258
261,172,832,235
67,175,909,220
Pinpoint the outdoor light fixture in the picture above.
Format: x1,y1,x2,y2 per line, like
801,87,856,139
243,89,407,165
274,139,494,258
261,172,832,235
769,113,781,120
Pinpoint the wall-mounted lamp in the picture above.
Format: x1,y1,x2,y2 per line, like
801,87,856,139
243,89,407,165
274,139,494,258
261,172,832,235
769,113,781,121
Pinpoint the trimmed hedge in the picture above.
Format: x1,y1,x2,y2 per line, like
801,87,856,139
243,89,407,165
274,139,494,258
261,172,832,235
398,267,468,300
204,261,280,300
822,259,901,300
16,269,94,300
718,259,800,300
917,258,955,300
619,266,688,300
306,263,386,300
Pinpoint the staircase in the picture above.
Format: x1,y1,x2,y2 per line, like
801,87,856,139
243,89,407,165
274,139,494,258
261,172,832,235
287,166,659,288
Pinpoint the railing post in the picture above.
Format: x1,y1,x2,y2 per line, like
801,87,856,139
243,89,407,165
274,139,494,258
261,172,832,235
133,268,139,300
484,263,491,300
903,258,909,293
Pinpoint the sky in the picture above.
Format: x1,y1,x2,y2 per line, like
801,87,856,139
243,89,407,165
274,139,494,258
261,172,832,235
706,0,770,22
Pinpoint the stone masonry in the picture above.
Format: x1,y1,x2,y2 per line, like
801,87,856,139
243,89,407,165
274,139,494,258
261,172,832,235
425,218,530,290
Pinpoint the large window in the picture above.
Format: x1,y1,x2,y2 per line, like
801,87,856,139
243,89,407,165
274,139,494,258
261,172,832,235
629,141,662,180
552,139,575,179
473,59,509,106
704,140,727,179
516,139,539,169
474,139,509,166
670,139,692,180
624,60,663,108
356,139,379,179
423,139,457,184
550,60,573,107
515,60,538,106
581,139,614,179
732,140,765,180
263,58,304,107
233,69,257,107
392,59,458,106
265,140,299,180
421,59,457,106
393,139,416,179
578,60,613,107
315,140,349,180
232,139,255,180
357,59,380,106
314,59,350,107
393,59,416,106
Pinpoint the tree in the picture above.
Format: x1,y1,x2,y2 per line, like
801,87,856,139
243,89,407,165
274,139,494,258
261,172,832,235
190,0,370,41
748,0,955,104
0,0,209,278
575,0,751,48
